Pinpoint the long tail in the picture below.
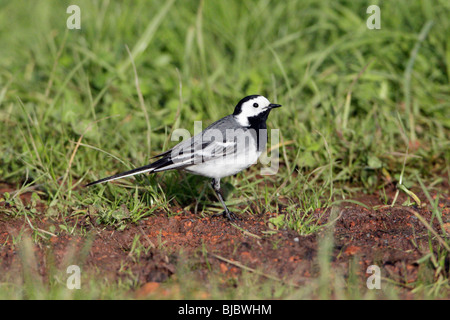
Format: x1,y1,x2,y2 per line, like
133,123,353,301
84,164,157,187
85,148,176,187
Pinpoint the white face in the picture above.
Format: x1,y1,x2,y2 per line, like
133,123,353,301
234,96,272,126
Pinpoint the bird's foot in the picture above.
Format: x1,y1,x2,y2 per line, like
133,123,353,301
212,210,240,222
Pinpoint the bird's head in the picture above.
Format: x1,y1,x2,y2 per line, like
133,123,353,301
233,95,281,127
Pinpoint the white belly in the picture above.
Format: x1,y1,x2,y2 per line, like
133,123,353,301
183,144,262,179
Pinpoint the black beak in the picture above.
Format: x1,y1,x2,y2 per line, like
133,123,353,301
268,103,282,109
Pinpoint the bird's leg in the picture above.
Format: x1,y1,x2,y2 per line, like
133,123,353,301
211,178,239,221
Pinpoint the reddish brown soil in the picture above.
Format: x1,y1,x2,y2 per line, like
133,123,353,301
0,183,449,296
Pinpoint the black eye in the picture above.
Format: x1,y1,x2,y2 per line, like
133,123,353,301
253,103,259,108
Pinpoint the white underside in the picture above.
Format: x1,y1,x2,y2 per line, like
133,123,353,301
182,145,262,179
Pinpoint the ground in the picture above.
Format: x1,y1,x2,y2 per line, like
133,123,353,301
1,182,448,299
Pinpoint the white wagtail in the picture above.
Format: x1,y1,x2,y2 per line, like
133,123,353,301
86,95,281,221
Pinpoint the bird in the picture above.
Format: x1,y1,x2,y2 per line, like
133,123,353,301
85,95,281,221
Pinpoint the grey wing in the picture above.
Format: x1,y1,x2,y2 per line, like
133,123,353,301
153,131,240,171
154,115,253,171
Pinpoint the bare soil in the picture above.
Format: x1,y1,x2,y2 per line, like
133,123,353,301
0,182,449,297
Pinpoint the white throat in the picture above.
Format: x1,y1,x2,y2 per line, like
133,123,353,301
233,114,250,127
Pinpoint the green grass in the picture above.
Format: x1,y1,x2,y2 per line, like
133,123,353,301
0,0,449,299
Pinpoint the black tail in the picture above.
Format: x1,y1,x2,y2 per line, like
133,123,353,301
84,164,156,187
85,153,175,187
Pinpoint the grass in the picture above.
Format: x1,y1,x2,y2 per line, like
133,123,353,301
0,0,449,299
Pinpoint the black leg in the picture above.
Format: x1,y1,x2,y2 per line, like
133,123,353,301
211,178,239,221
